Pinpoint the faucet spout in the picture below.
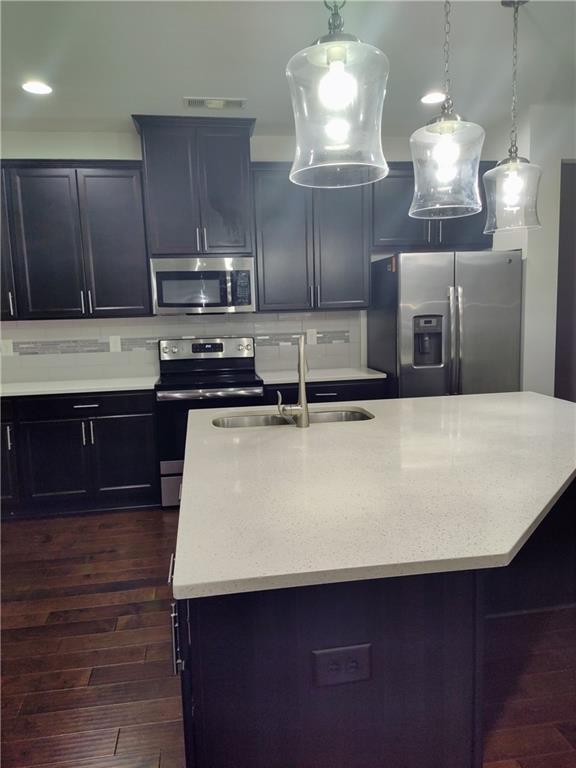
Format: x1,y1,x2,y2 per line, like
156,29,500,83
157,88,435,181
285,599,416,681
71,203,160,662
276,334,310,428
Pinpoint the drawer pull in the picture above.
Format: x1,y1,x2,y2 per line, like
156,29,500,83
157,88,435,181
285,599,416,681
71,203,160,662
6,424,13,451
314,392,339,397
73,404,100,409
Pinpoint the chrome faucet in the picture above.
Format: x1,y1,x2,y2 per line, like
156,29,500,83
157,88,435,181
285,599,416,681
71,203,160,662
277,334,310,428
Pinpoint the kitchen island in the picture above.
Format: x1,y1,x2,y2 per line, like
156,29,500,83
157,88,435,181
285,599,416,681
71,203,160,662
173,392,576,768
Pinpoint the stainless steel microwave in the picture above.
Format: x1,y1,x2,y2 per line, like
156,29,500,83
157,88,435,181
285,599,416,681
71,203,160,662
150,257,256,315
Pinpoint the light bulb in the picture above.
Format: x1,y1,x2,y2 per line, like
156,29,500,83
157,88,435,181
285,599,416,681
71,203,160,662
502,169,524,210
432,135,460,184
324,117,350,144
318,60,357,111
22,80,52,95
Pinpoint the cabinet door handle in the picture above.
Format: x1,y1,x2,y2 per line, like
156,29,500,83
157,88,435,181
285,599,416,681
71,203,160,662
73,403,100,409
439,221,443,244
202,227,208,251
89,420,95,445
8,290,15,317
167,552,175,585
195,227,201,252
309,285,314,307
316,285,321,306
6,424,12,451
80,290,86,315
427,221,432,243
87,289,93,314
81,421,87,446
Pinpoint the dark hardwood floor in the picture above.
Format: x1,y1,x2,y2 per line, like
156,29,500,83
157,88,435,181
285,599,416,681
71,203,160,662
1,509,575,768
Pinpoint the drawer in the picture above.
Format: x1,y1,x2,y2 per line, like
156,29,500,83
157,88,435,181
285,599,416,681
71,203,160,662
17,391,155,421
266,379,393,405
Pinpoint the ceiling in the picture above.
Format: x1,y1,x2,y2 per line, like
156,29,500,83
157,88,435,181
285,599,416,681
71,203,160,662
1,1,575,138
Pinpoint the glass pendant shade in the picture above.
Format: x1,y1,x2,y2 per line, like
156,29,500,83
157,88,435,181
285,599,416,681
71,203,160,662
409,117,485,218
483,157,541,234
286,38,389,188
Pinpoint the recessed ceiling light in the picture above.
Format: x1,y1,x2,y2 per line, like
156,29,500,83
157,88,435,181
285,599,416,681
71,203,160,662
22,80,52,95
421,91,445,105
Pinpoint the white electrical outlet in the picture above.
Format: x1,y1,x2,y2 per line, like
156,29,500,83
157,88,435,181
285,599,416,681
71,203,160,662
306,329,317,345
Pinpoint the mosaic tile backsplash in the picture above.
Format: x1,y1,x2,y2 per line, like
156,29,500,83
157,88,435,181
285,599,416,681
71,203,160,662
1,312,364,383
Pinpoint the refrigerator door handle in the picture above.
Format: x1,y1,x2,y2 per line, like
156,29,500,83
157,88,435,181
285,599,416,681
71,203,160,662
457,285,464,394
448,286,458,395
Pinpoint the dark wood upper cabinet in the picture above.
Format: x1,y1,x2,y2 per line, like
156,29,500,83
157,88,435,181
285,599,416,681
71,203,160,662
138,126,201,255
77,168,150,316
372,164,430,249
10,168,86,319
197,125,253,254
134,115,255,257
313,185,371,309
437,161,494,250
1,169,17,320
253,163,314,311
371,161,494,251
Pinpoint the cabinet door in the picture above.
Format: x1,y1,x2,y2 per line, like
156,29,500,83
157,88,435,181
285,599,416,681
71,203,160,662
436,161,495,249
10,168,87,319
140,127,201,255
19,419,91,509
372,165,431,249
1,170,17,320
77,168,150,317
254,165,314,311
90,414,158,508
313,186,371,309
1,422,19,511
197,126,253,254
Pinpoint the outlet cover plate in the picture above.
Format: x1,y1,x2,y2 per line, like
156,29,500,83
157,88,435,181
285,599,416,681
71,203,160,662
313,643,372,687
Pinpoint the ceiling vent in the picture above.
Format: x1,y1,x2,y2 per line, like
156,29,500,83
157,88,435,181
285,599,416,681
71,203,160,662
183,97,247,110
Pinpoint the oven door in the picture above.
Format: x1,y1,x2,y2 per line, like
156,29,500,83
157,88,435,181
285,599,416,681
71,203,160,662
150,257,256,315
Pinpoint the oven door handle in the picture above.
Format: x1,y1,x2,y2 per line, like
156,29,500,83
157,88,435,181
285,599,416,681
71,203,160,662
156,387,264,402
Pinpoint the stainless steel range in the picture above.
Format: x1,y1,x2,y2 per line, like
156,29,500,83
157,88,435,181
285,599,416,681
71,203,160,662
155,337,264,507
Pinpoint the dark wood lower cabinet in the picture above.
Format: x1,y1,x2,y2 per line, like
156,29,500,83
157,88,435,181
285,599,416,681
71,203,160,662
91,413,158,508
179,571,483,768
12,392,159,516
20,418,92,510
0,421,20,513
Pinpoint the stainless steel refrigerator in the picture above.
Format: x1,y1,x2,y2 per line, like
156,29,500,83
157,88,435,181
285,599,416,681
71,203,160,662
367,251,523,397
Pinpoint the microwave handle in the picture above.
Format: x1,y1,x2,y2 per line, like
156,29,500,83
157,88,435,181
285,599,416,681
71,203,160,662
226,273,233,305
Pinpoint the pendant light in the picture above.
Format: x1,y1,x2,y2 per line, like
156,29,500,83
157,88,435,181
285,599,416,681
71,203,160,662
286,0,389,189
409,1,485,219
483,1,541,234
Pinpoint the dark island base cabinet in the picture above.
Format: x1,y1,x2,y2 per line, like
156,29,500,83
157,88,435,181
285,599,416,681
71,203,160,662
177,570,483,768
14,392,159,516
174,479,576,768
1,422,20,512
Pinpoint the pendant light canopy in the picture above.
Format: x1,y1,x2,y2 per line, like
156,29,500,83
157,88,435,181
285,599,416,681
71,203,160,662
286,0,389,188
483,1,541,234
409,1,485,219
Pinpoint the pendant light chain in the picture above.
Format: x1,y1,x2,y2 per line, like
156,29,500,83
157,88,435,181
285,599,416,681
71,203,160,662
324,0,345,34
442,0,453,111
509,2,520,158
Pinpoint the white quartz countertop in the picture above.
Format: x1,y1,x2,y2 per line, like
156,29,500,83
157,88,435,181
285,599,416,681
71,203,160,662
257,367,388,385
174,392,576,600
1,377,158,397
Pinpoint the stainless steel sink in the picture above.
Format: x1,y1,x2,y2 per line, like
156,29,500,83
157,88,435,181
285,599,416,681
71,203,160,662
212,407,374,429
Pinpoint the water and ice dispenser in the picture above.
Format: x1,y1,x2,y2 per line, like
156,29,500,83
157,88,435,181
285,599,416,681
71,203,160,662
413,316,443,367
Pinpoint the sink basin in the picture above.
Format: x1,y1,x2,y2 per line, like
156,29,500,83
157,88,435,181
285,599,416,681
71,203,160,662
212,407,374,429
